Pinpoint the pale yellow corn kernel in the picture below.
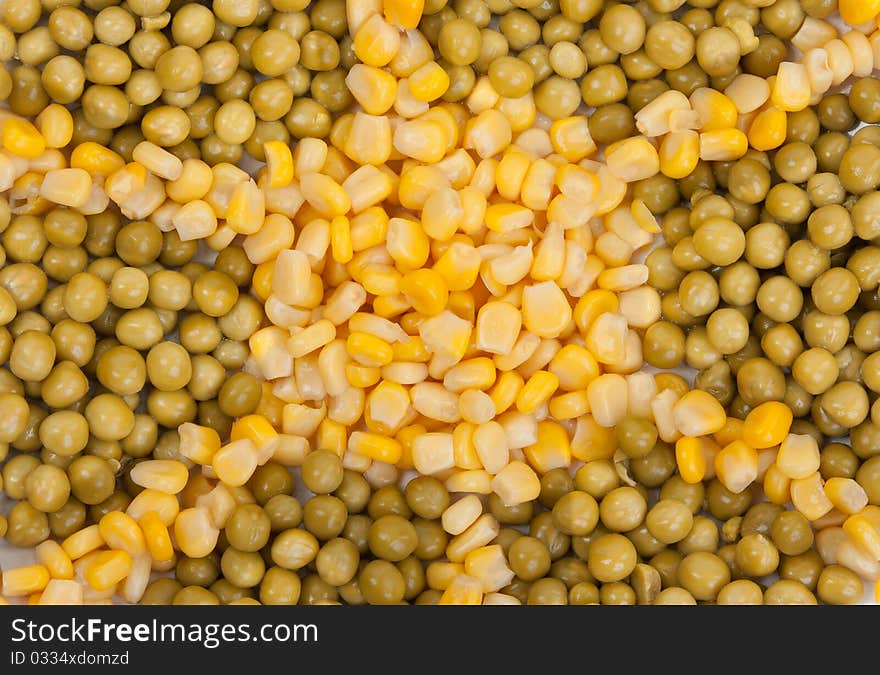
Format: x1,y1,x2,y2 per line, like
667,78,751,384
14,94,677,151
521,281,572,339
624,372,657,420
446,514,500,563
249,327,294,380
346,64,397,115
585,373,628,428
824,478,869,515
465,544,515,593
515,127,553,158
282,402,326,436
673,390,727,437
842,29,874,77
433,149,475,190
469,157,498,198
298,172,351,218
295,218,330,264
770,62,812,112
843,514,880,560
713,440,758,494
315,418,347,457
321,284,366,327
658,131,700,180
413,431,455,475
531,223,565,282
177,422,221,466
497,93,537,133
173,507,219,559
605,137,660,182
272,434,310,467
342,165,393,215
83,550,132,592
242,214,295,265
604,205,653,250
39,579,83,605
35,541,74,580
438,573,484,605
446,469,494,494
271,248,311,307
723,74,771,114
764,463,791,505
2,565,51,597
775,434,820,480
465,76,500,115
129,459,189,494
801,49,834,100
353,13,400,67
558,241,589,295
385,217,428,271
229,415,279,462
494,149,530,202
348,313,409,344
117,553,151,604
597,265,649,293
442,494,483,536
517,338,562,380
363,460,399,489
668,108,701,133
594,231,635,267
410,382,460,424
489,370,525,415
419,188,463,242
37,168,90,208
791,472,834,521
318,340,351,397
443,357,497,393
585,311,627,365
483,203,533,234
380,361,427,385
634,89,691,137
455,389,494,425
512,369,556,415
98,511,146,556
138,511,174,562
471,421,508,474
618,286,661,329
690,88,738,131
347,430,402,465
171,199,217,241
342,115,389,168
483,592,521,605
497,411,538,450
464,109,512,159
359,264,400,296
292,139,328,179
419,309,472,361
485,242,532,286
204,223,236,252
78,182,110,216
823,39,854,87
364,380,411,435
131,141,182,181
287,320,336,359
427,561,465,591
453,422,482,470
699,128,749,161
392,77,429,118
126,489,179,527
549,116,596,161
32,105,72,150
517,158,554,211
492,331,539,374
165,158,211,202
212,439,259,487
525,420,571,474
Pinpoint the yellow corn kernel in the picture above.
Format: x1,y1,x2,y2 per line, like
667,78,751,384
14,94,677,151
673,390,727,437
364,380,411,435
633,89,690,136
742,401,793,449
39,167,92,208
586,374,628,428
138,511,174,563
438,573,484,605
325,215,353,265
489,370,524,415
348,430,403,464
843,514,880,560
39,579,84,605
690,88,738,131
177,422,221,466
839,0,880,26
70,142,125,177
446,513,500,563
524,420,571,474
466,76,501,115
342,164,393,214
494,149,530,203
473,301,521,356
548,390,590,420
35,540,74,580
2,565,51,597
490,460,540,506
98,511,146,556
174,507,220,559
314,418,346,457
129,459,189,494
453,422,482,470
659,130,700,179
399,268,449,316
469,421,507,474
299,172,351,218
442,494,483,536
286,320,336,359
748,105,787,151
195,483,238,530
521,281,572,339
292,138,328,179
35,104,73,149
395,423,424,470
223,180,264,235
131,141,182,181
346,64,398,115
465,544,514,593
458,389,495,425
346,331,394,367
432,243,480,295
464,109,512,159
714,440,758,494
419,309,472,362
2,117,46,158
497,93,536,133
675,437,707,484
699,129,748,161
419,187,462,241
230,414,279,456
84,550,132,592
713,417,744,448
212,439,259,487
771,62,811,112
548,345,600,392
427,561,465,591
446,469,494,494
413,432,455,475
263,140,294,187
243,214,295,264
443,357,497,393
384,216,429,271
383,0,423,29
484,202,533,234
604,137,660,183
126,489,180,527
791,472,834,521
574,289,619,335
344,364,380,389
584,311,627,365
824,478,869,516
773,434,819,481
353,13,400,67
549,116,596,161
515,370,558,415
763,463,791,505
408,61,450,102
